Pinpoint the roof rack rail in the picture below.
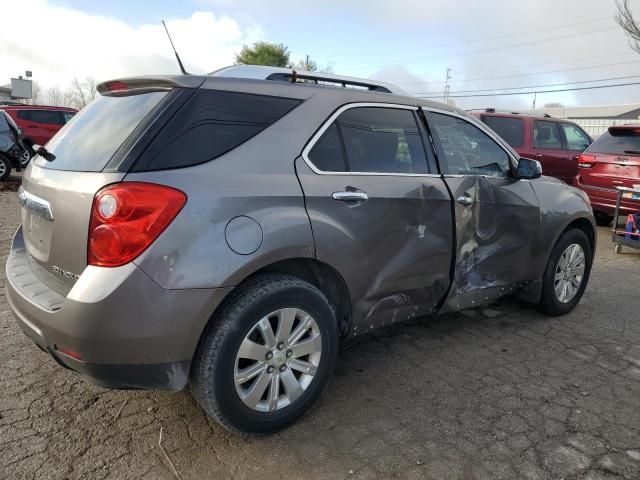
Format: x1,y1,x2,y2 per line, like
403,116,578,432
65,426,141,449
466,107,552,118
209,65,408,95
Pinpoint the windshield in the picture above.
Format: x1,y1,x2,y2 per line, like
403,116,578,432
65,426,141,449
35,91,167,172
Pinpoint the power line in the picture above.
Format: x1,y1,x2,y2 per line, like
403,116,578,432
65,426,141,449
416,81,640,99
323,16,613,60
416,74,640,96
406,59,640,88
347,25,619,69
396,52,638,86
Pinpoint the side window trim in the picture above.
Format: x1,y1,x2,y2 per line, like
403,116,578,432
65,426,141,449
421,107,518,177
301,102,439,177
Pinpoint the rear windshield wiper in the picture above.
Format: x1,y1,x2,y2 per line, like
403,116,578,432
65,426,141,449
33,144,56,162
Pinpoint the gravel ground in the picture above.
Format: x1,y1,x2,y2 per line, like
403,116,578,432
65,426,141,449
2,174,640,479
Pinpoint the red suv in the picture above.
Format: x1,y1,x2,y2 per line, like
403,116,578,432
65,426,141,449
473,110,592,186
576,124,640,225
0,105,77,152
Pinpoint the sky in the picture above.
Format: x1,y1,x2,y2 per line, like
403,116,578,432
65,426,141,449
1,0,640,110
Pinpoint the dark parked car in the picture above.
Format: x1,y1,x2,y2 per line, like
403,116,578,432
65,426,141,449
472,110,592,185
6,67,596,434
576,124,640,225
0,110,30,181
0,105,77,155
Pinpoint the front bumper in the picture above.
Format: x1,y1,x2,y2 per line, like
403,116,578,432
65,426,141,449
5,226,232,390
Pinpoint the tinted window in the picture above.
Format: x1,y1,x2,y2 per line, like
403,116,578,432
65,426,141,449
336,107,428,173
24,109,64,125
36,91,167,172
534,120,562,149
308,123,346,172
17,111,31,121
481,115,524,148
587,130,640,155
63,111,76,123
430,113,511,177
134,90,301,171
561,123,590,151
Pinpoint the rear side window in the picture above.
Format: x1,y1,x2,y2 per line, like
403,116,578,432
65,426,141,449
481,115,524,148
36,91,168,171
18,109,64,125
133,90,301,171
63,111,76,123
534,120,562,149
587,130,640,155
307,107,428,174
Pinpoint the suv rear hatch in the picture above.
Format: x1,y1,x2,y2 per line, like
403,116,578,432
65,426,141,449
578,126,640,209
18,77,201,295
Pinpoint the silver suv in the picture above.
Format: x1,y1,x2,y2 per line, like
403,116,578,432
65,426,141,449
5,67,595,434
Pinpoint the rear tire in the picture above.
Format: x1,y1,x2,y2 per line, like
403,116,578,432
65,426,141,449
594,212,613,227
0,154,11,181
191,274,338,435
539,228,592,316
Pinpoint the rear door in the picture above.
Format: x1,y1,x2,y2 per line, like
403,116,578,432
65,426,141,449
295,104,454,332
532,119,575,184
424,109,541,311
19,89,171,294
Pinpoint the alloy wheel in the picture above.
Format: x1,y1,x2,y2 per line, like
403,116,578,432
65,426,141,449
234,308,322,412
554,243,586,303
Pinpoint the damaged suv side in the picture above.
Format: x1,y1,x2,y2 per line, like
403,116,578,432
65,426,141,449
5,70,595,434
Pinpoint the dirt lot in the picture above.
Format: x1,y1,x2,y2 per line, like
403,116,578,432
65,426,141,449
2,174,640,480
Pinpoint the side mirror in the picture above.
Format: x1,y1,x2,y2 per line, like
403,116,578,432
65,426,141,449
516,157,542,180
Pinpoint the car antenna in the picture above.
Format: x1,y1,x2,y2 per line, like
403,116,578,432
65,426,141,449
162,20,189,75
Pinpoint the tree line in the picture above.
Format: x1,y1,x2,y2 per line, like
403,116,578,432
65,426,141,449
28,77,98,110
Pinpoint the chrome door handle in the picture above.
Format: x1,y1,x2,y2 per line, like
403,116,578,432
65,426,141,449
332,190,369,202
456,195,474,206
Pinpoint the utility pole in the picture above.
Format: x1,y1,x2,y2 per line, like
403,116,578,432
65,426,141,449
305,54,309,71
443,68,452,104
532,91,537,110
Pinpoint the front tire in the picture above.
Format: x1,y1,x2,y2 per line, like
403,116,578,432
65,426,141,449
539,228,592,316
191,274,338,435
0,154,11,181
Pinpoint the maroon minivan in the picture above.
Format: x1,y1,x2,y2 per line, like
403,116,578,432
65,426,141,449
473,110,592,186
576,124,640,225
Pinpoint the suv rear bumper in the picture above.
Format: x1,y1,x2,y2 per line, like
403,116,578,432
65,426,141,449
580,184,638,216
5,226,232,391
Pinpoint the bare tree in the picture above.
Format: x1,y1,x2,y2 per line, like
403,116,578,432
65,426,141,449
68,76,98,109
26,81,42,105
616,0,640,53
63,89,75,109
46,85,63,106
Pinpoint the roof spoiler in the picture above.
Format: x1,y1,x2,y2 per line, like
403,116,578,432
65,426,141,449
97,76,205,96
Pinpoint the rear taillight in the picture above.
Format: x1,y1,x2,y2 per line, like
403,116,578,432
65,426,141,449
88,182,187,267
578,154,596,169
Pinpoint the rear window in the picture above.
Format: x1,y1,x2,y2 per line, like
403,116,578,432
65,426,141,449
132,90,301,171
481,115,524,148
36,92,167,172
587,130,640,155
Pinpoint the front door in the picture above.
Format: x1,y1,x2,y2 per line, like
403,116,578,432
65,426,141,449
295,104,454,334
424,109,541,312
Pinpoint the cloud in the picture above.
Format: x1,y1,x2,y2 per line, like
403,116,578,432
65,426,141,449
0,0,262,89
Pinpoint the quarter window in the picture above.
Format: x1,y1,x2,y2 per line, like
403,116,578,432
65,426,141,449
534,120,562,149
560,123,590,151
480,115,524,148
307,107,428,174
308,123,347,172
429,112,511,177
